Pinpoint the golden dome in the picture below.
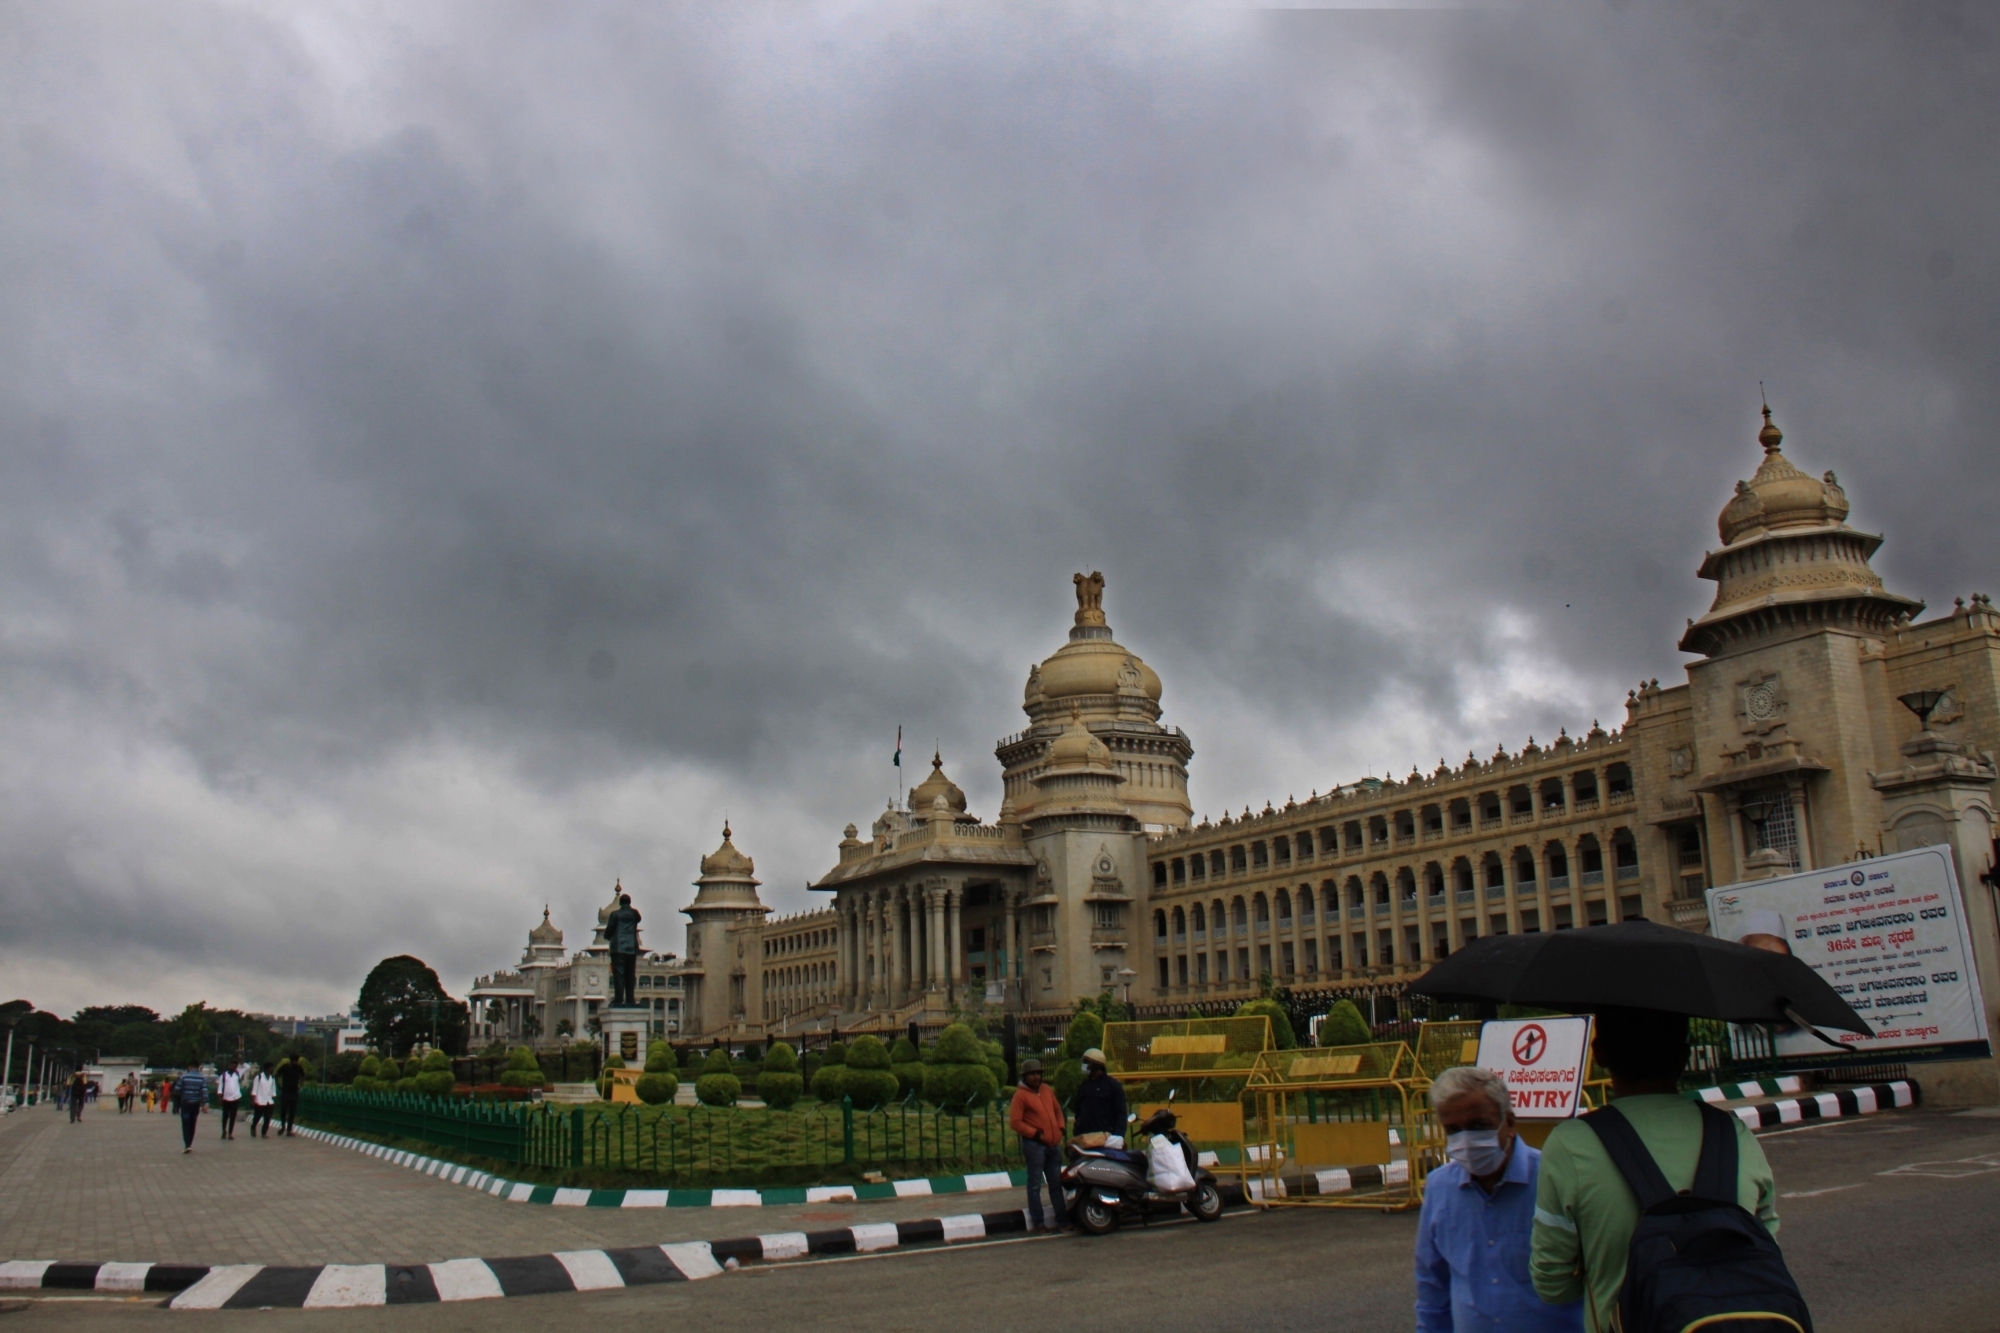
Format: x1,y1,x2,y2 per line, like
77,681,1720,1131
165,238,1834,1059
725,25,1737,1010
908,752,973,819
1718,407,1851,545
528,906,562,946
1032,572,1163,704
699,822,756,879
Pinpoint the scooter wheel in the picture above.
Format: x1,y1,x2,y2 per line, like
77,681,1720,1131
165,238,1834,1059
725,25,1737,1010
1189,1182,1224,1222
1077,1197,1118,1235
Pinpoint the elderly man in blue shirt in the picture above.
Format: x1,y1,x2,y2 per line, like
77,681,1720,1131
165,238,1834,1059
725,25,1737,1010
1415,1065,1583,1333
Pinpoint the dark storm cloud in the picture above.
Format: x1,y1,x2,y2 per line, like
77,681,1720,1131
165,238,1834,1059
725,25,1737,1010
1,1,1994,1013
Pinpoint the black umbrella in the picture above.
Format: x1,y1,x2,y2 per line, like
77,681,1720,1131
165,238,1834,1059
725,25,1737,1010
1408,921,1870,1037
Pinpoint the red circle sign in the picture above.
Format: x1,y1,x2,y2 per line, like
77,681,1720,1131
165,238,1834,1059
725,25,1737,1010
1512,1024,1548,1065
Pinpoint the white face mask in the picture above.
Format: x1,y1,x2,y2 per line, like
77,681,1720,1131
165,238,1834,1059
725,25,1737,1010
1446,1129,1508,1178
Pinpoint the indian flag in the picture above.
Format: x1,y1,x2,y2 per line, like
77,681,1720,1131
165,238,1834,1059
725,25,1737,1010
894,726,901,768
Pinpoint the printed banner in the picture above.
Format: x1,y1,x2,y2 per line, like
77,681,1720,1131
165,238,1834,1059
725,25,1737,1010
1708,844,1991,1059
1476,1016,1593,1118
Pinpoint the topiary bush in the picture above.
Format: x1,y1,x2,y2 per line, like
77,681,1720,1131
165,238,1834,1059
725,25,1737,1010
1316,999,1371,1048
695,1072,741,1107
499,1046,546,1088
1233,997,1298,1049
378,1057,403,1083
1053,1009,1105,1103
840,1035,898,1110
394,1076,417,1096
636,1073,677,1105
809,1042,847,1103
890,1038,925,1101
645,1044,676,1073
923,1023,999,1111
701,1047,733,1076
757,1041,804,1109
359,1055,382,1080
802,1051,823,1086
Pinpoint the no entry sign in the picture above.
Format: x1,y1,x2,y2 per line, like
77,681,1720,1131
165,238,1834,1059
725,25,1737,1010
1475,1016,1593,1119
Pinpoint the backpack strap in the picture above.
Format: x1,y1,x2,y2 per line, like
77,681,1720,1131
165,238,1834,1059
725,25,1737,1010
1691,1102,1741,1203
1581,1104,1677,1211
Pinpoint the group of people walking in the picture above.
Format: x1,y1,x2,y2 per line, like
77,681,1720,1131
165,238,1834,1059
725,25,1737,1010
167,1058,309,1151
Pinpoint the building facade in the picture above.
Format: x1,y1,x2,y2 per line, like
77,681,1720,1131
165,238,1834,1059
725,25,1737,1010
470,407,1999,1072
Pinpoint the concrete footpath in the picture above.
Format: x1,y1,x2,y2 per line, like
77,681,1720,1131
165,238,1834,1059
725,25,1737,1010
0,1103,1028,1267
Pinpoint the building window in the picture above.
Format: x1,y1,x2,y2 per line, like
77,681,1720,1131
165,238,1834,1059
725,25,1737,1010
1741,791,1800,870
1303,938,1318,973
1237,947,1250,979
1093,903,1124,931
1197,953,1210,984
1190,855,1206,882
1280,941,1294,976
1257,944,1272,975
1158,957,1170,988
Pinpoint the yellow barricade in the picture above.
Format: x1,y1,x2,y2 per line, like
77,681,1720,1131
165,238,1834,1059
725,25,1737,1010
1244,1040,1437,1211
1103,1017,1272,1178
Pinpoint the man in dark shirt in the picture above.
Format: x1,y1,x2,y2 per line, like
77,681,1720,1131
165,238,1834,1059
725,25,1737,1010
1070,1047,1128,1139
276,1056,305,1136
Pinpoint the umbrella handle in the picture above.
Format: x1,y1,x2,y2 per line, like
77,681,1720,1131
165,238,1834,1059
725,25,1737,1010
1783,1006,1856,1052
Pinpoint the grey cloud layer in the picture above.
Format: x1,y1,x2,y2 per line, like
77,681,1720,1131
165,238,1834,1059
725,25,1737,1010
1,2,1993,1013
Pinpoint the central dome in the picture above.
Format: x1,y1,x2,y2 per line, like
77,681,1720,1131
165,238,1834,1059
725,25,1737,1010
1717,407,1850,545
1027,570,1163,705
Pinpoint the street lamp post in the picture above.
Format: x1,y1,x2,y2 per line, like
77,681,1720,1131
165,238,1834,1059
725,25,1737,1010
1116,966,1138,1015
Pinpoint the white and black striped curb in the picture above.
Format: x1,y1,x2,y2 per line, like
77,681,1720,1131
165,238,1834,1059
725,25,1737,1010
1727,1080,1917,1129
1695,1075,1805,1104
1244,1161,1408,1200
292,1125,1025,1208
0,1194,1252,1309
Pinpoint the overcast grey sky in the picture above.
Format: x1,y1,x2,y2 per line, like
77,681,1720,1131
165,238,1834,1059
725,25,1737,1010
3,1,1994,1018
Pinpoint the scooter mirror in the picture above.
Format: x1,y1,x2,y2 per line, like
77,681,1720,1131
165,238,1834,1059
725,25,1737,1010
1127,1112,1138,1122
1168,1088,1177,1102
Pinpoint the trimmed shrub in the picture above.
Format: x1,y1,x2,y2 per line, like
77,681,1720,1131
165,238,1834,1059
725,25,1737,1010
1061,1011,1105,1061
981,1038,1008,1089
701,1047,733,1076
394,1076,417,1095
922,1023,998,1111
378,1058,403,1082
695,1072,741,1107
757,1041,803,1109
840,1035,898,1110
802,1052,822,1085
636,1073,677,1105
358,1055,382,1080
889,1038,925,1101
809,1042,847,1102
419,1050,452,1073
644,1044,676,1074
413,1070,454,1098
1233,997,1297,1050
1317,999,1371,1048
499,1046,545,1088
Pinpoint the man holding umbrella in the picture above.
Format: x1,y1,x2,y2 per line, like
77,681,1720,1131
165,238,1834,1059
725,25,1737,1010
1528,1007,1778,1332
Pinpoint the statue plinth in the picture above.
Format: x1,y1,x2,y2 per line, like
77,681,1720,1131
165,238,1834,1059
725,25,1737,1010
599,1005,653,1065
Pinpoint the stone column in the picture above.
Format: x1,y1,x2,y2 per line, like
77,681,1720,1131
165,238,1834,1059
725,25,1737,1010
1003,889,1021,996
838,899,855,1008
860,894,878,1008
925,880,946,991
889,885,909,1005
947,883,964,990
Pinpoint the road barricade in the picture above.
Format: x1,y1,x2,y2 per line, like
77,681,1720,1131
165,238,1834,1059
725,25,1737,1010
1101,1017,1271,1180
1243,1041,1438,1211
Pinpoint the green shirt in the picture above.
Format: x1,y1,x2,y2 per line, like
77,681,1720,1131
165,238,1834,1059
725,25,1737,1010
1530,1095,1779,1333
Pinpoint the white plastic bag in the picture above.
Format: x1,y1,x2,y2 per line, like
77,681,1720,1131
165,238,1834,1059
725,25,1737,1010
1149,1134,1196,1192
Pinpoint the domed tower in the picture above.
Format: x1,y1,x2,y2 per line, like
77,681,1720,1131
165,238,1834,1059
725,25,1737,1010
1680,406,1921,656
681,823,770,1038
997,572,1195,832
1677,404,1924,876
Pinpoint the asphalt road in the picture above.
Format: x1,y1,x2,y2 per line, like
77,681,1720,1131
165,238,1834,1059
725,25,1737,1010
6,1107,1997,1332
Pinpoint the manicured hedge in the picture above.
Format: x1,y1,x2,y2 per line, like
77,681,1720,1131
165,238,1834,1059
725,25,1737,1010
757,1042,803,1109
840,1035,898,1110
695,1073,742,1107
923,1023,997,1111
890,1038,925,1101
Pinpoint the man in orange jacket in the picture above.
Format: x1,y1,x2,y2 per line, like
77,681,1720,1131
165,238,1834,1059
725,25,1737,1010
1009,1059,1069,1232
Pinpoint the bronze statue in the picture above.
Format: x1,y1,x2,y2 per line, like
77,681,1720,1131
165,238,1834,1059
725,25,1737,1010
1073,570,1106,626
607,890,642,1006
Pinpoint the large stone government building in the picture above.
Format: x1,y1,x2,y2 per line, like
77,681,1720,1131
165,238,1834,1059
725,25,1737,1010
473,408,1998,1058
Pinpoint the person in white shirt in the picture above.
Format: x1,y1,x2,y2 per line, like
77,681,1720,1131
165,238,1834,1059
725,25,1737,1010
217,1063,243,1140
249,1066,278,1138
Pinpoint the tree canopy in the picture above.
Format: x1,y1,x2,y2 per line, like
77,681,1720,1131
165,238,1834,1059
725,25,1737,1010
358,956,468,1057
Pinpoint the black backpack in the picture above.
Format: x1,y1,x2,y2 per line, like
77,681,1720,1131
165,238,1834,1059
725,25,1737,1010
1583,1102,1813,1333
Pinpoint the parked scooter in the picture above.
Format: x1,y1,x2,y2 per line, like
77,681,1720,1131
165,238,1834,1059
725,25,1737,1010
1061,1092,1225,1235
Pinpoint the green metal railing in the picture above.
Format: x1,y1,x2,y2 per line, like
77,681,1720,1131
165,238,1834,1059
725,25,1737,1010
298,1087,1023,1184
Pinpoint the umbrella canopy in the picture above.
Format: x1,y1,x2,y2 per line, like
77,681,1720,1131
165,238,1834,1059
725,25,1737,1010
1408,921,1870,1034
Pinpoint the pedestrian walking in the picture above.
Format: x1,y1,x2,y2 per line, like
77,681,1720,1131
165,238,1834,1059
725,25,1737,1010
1069,1048,1128,1144
1008,1058,1069,1232
216,1062,243,1140
248,1065,277,1137
173,1066,208,1153
1415,1065,1581,1333
67,1070,88,1123
276,1056,304,1136
1531,1007,1784,1333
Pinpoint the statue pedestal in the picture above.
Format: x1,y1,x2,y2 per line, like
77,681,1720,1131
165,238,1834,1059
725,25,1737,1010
599,1005,653,1065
